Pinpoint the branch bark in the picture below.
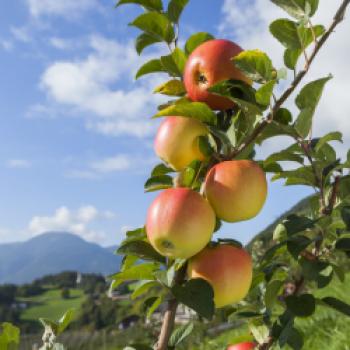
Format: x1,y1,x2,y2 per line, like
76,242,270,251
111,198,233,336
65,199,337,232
230,0,350,159
155,299,178,350
155,264,187,350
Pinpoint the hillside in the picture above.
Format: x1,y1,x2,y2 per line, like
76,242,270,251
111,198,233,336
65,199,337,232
0,232,122,284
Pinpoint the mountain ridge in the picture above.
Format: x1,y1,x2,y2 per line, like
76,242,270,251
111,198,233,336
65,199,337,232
0,231,121,284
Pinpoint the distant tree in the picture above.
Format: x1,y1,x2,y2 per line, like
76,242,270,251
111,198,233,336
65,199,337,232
61,288,70,300
0,285,17,305
16,282,43,298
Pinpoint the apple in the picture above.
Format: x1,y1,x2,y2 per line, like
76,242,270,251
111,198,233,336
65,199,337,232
146,188,216,259
227,342,256,350
204,160,267,222
187,244,253,308
183,39,250,110
154,116,208,171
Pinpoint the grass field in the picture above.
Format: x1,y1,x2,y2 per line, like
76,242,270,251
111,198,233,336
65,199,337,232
19,288,85,322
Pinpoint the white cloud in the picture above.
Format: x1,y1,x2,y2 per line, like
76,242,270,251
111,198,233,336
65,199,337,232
90,155,131,173
0,39,13,52
11,26,31,42
65,153,157,179
49,37,73,50
39,35,164,138
219,0,350,158
28,205,116,243
6,159,32,169
26,0,97,18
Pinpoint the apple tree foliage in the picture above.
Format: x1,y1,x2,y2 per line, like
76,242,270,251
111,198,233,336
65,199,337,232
110,0,350,349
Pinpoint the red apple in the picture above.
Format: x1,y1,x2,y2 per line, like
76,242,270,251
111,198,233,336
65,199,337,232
227,342,256,350
204,160,267,222
184,39,250,110
187,244,253,308
146,188,215,259
154,116,208,171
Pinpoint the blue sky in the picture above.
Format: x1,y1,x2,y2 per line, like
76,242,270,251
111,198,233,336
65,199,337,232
0,0,349,247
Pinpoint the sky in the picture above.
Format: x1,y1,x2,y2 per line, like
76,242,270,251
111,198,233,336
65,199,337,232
0,0,349,247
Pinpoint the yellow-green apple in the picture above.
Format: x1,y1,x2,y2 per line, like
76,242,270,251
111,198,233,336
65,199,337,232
146,188,215,259
227,342,256,350
183,39,250,110
204,160,267,222
187,244,253,308
154,116,208,171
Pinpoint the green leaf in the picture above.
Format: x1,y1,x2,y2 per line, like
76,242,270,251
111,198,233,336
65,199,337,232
135,33,161,55
294,107,314,138
154,79,186,96
118,240,166,263
153,101,217,125
294,76,331,137
283,25,324,69
58,309,75,335
169,322,194,346
341,206,350,230
271,0,319,19
287,235,313,259
208,80,262,117
143,296,163,318
270,19,302,49
126,227,146,241
167,0,189,23
256,80,276,106
273,167,316,187
116,0,163,11
233,49,274,83
265,279,284,309
185,32,215,55
130,12,175,43
321,297,350,317
39,317,59,334
136,59,166,79
0,323,20,348
151,163,174,177
161,48,187,76
314,131,343,152
178,160,202,188
286,294,316,317
198,136,215,157
335,238,350,252
264,150,304,166
283,214,314,236
285,327,303,350
121,255,139,271
144,175,173,192
275,108,293,124
172,279,215,319
300,258,329,283
131,280,159,299
110,263,159,288
284,48,302,70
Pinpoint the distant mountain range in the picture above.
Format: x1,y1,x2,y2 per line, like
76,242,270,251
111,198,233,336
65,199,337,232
0,232,122,284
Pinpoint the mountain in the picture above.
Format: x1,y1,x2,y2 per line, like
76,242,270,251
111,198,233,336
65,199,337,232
0,232,122,284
